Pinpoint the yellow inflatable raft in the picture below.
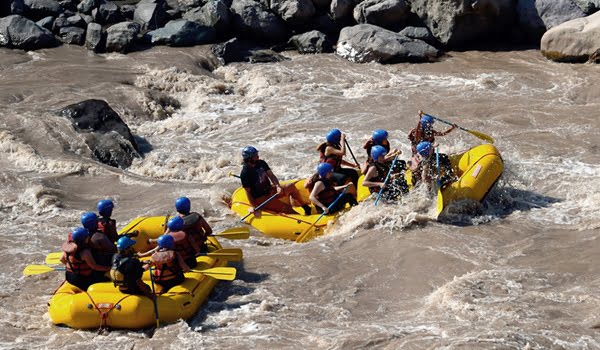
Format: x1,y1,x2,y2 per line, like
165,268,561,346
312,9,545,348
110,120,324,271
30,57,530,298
48,216,236,329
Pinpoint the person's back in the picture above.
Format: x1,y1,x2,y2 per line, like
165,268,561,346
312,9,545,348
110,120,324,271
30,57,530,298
166,215,198,268
309,163,357,215
176,197,213,255
111,237,154,299
150,235,189,292
61,227,110,290
317,128,359,186
97,199,119,243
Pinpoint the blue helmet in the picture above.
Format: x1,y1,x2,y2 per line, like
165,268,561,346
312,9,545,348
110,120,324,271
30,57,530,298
326,129,341,144
416,141,433,157
167,216,184,232
420,115,434,128
175,197,191,214
116,236,136,251
97,199,114,217
242,146,258,160
157,234,175,249
371,145,387,161
372,129,388,145
71,227,89,243
80,211,98,231
317,162,334,178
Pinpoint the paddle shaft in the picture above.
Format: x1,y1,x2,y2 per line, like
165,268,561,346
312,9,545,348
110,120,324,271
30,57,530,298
239,192,279,222
374,155,399,206
344,139,361,169
296,186,349,243
425,113,494,144
148,267,160,328
435,147,441,189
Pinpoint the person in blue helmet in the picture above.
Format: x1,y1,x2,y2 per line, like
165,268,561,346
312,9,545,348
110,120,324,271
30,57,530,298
240,146,312,216
60,227,111,290
142,216,199,268
408,111,456,156
174,197,213,256
412,141,455,189
147,234,190,292
316,128,359,186
110,236,154,299
309,163,358,214
96,199,119,243
362,145,409,201
81,211,116,280
361,129,401,174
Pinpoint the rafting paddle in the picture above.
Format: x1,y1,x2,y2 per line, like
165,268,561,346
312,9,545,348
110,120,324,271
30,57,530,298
435,147,444,216
344,139,361,169
239,192,279,223
189,267,237,281
374,155,399,206
425,113,494,144
295,186,349,243
148,267,160,328
215,227,250,240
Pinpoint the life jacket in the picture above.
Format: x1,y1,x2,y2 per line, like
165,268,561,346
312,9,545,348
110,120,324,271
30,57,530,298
182,212,208,246
316,177,338,206
169,231,196,261
62,240,93,277
97,217,118,243
367,162,390,194
368,161,408,194
317,142,342,169
409,121,436,153
151,249,183,283
110,254,132,287
90,231,117,255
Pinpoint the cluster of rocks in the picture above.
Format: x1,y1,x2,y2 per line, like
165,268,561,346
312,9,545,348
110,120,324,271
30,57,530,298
1,0,599,64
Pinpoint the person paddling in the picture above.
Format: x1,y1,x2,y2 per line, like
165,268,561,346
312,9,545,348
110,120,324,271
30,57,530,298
317,129,359,186
142,216,199,269
60,227,111,291
362,145,409,202
175,197,213,256
110,236,154,300
309,163,357,214
411,141,455,189
361,129,401,174
81,211,115,282
146,235,190,293
408,111,456,156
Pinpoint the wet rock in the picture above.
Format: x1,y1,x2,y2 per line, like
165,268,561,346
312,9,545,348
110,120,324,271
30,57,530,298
353,0,408,31
289,30,332,53
85,22,105,51
66,14,87,28
77,0,101,14
134,1,168,30
183,0,231,36
270,0,315,25
336,24,440,63
165,0,201,12
0,15,57,50
146,19,216,46
398,26,437,46
58,26,85,45
93,1,125,24
330,0,354,21
120,4,136,19
517,0,586,41
105,21,140,53
541,11,600,62
212,37,288,64
230,0,288,42
409,0,515,48
36,16,55,30
23,0,62,20
58,99,140,169
58,0,77,11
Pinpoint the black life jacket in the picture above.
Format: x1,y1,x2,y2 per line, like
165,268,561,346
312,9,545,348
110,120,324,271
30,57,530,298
316,177,338,206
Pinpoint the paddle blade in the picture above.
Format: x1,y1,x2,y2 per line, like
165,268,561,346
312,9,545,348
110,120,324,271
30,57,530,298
45,252,63,265
190,267,236,281
467,129,494,144
207,248,243,262
436,188,444,218
295,228,316,243
215,227,250,240
23,265,64,276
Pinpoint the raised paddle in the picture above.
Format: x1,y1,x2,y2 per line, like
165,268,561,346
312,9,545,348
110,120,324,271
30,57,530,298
425,113,494,144
148,267,160,328
374,155,399,206
239,192,279,223
295,186,349,243
435,147,444,216
189,267,237,281
344,139,361,169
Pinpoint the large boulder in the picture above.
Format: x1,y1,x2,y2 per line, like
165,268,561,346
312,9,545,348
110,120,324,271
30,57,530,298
85,22,106,51
134,1,168,30
398,26,438,46
58,26,85,44
58,99,140,168
146,19,216,46
23,0,62,20
183,0,231,35
353,0,408,30
409,0,515,48
93,1,125,24
289,30,332,53
105,21,140,53
270,0,316,25
77,0,101,15
336,24,440,63
212,38,289,64
0,15,57,50
36,15,55,30
230,0,288,42
541,11,600,62
517,0,586,41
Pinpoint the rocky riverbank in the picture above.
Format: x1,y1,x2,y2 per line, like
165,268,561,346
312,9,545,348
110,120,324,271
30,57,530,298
1,0,600,64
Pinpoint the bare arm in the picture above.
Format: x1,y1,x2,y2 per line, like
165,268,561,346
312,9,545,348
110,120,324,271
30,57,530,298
309,182,328,213
435,125,456,136
362,166,384,189
137,246,158,257
81,250,111,271
60,252,67,265
177,253,190,273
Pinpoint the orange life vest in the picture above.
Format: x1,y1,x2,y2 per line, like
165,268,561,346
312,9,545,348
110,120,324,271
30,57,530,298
169,231,195,261
318,142,342,169
151,249,183,283
62,240,93,276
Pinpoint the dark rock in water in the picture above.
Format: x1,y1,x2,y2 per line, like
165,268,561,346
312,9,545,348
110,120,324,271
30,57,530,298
105,21,140,53
541,11,600,62
270,0,316,25
0,15,57,50
134,1,168,30
289,30,332,53
398,26,437,46
59,26,85,44
183,0,231,36
58,0,78,11
336,24,440,63
58,99,140,168
23,0,63,20
36,16,55,30
120,4,136,19
330,0,354,21
94,1,125,24
517,0,586,41
146,19,216,46
353,0,408,31
85,22,106,51
230,0,288,43
165,0,201,12
212,38,288,64
77,0,101,15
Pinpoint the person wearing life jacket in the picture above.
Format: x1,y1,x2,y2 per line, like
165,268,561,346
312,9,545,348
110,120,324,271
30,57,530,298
408,111,456,156
96,199,119,243
175,197,212,255
110,236,154,300
148,235,190,292
362,145,409,202
309,163,358,215
81,211,116,276
316,129,359,186
142,216,198,268
60,227,111,291
240,146,312,216
361,129,401,174
411,141,455,189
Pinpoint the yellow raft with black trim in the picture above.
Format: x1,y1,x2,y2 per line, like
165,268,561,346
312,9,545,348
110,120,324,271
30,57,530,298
48,216,235,329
